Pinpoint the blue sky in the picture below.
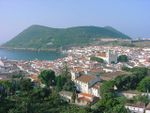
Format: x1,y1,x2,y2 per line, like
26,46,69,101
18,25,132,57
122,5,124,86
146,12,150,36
0,0,150,44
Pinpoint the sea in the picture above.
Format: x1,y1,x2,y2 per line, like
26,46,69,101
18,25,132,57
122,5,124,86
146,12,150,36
0,48,65,61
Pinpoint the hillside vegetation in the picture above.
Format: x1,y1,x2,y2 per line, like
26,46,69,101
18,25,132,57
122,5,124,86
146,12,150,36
2,25,130,50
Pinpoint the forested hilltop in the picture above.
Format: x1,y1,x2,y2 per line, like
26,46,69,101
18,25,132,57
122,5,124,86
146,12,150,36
2,25,130,50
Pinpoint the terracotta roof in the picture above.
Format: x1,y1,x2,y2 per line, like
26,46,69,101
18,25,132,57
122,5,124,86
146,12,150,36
29,74,39,82
76,75,96,83
78,97,91,102
72,67,84,72
101,71,126,81
90,68,103,73
79,93,94,98
97,52,107,58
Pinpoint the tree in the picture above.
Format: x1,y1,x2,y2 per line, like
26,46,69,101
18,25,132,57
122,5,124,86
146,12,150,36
38,70,56,87
111,104,128,113
93,97,128,113
100,80,116,99
0,80,13,98
131,67,148,76
137,77,150,92
56,76,63,91
133,94,149,105
72,91,77,103
20,78,33,92
90,56,104,63
30,87,51,100
121,66,130,71
56,76,67,91
118,55,128,62
114,67,149,91
63,80,75,92
61,62,71,78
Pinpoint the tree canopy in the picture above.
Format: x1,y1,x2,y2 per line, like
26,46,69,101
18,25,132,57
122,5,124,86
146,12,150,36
90,56,104,63
137,77,150,92
38,70,56,87
0,76,90,113
117,55,128,62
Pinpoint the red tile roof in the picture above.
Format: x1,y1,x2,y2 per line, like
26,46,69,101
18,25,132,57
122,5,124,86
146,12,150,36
97,52,107,58
79,93,94,98
78,97,91,102
76,75,96,83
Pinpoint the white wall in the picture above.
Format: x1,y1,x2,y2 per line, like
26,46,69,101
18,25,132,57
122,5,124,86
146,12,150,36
146,110,150,113
125,106,145,113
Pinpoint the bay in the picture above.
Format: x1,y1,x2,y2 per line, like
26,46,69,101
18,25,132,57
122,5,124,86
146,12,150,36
0,49,65,60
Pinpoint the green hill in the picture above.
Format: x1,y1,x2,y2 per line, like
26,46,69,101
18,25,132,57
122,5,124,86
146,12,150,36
2,25,131,50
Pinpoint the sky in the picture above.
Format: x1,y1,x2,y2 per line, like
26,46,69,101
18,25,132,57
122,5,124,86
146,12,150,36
0,0,150,44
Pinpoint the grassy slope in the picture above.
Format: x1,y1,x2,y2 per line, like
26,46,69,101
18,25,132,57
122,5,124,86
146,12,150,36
3,25,131,49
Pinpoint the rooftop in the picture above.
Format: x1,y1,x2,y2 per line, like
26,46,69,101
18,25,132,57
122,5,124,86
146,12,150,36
101,71,127,81
97,52,107,58
126,102,145,108
79,93,94,98
59,91,73,97
76,75,97,83
78,97,91,103
91,82,102,89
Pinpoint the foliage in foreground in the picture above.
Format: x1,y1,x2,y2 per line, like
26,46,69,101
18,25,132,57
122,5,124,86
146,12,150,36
0,78,89,113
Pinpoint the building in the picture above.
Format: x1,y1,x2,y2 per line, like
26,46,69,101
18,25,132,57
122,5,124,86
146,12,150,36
125,102,150,113
76,93,98,106
125,103,145,113
71,70,101,97
146,103,150,113
59,91,73,103
97,50,118,64
119,90,150,99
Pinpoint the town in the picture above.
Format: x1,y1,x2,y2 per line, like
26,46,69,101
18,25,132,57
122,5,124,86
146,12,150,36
0,45,150,113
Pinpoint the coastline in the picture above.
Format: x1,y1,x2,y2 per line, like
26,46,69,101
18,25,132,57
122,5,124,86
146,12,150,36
0,46,60,52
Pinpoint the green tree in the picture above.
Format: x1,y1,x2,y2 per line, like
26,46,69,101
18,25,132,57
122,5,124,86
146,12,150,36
63,80,75,92
61,62,71,78
131,67,148,76
133,94,149,105
114,67,149,91
56,76,63,91
38,70,56,87
72,91,77,103
137,77,150,92
93,97,128,113
90,56,104,63
121,66,130,71
100,80,116,99
30,87,51,100
118,55,128,62
20,78,33,92
0,80,13,98
111,104,128,113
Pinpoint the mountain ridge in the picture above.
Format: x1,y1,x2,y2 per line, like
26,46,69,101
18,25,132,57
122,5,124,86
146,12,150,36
2,25,131,50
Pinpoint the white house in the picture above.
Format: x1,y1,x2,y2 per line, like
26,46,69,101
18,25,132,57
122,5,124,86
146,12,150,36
75,75,100,96
59,91,73,103
119,90,150,100
71,70,101,97
125,103,145,113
